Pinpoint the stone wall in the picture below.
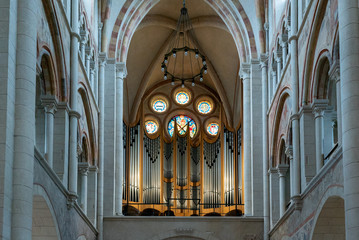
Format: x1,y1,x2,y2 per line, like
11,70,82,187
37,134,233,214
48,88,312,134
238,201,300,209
104,217,263,240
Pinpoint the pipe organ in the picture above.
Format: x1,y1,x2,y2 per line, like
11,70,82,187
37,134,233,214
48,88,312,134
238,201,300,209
129,125,140,202
123,122,127,200
224,128,234,206
143,135,161,204
203,139,221,209
123,123,243,216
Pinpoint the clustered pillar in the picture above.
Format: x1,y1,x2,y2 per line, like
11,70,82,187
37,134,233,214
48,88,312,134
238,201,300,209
115,63,127,216
11,0,37,238
68,0,80,203
241,64,252,216
338,0,359,239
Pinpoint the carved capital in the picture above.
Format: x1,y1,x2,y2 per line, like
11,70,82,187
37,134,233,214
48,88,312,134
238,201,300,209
116,62,127,79
277,164,289,177
260,53,269,68
312,99,329,118
99,52,107,66
41,95,58,115
67,192,78,209
78,162,90,176
240,63,251,81
285,146,293,160
329,62,340,83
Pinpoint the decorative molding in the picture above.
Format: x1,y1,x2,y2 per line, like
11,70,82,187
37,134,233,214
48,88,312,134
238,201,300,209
69,110,81,119
240,63,251,80
98,52,107,65
116,62,128,79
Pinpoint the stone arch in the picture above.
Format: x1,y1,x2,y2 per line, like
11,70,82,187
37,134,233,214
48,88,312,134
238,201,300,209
40,0,68,100
108,0,257,62
78,87,98,165
301,0,329,105
32,185,61,240
309,186,345,240
270,89,291,167
311,52,331,101
37,48,58,96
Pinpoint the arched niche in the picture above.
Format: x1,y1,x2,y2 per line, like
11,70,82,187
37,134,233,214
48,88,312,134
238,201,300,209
32,185,61,240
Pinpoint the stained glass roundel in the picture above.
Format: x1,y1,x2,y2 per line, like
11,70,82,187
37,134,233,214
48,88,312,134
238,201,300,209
198,101,212,114
168,115,197,138
152,99,167,113
207,123,219,136
175,91,190,105
145,120,158,134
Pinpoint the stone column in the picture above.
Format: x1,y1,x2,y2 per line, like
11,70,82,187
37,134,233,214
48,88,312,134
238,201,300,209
90,66,95,90
12,0,37,238
80,30,87,63
272,70,277,90
115,62,127,216
276,52,282,83
338,2,359,238
79,162,90,214
260,54,270,240
281,34,288,66
240,64,252,216
269,167,279,227
312,100,328,173
285,147,294,198
42,96,58,169
329,63,341,145
68,0,80,204
277,165,289,217
85,47,92,79
289,0,301,206
97,53,107,240
88,166,98,225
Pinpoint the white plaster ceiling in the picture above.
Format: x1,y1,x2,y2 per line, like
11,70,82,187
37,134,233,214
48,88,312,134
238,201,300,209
124,0,240,125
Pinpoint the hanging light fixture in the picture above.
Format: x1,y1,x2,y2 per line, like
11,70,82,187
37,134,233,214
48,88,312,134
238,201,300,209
161,0,207,86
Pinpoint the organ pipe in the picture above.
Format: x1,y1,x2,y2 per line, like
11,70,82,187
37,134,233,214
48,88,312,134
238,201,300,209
143,134,160,203
129,125,140,202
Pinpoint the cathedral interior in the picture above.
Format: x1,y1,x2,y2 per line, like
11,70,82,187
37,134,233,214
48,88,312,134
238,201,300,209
0,0,358,239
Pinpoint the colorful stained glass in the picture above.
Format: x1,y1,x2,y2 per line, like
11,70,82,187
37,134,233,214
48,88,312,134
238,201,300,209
175,91,190,105
168,115,197,138
198,101,212,114
145,120,158,134
152,99,167,113
207,123,219,136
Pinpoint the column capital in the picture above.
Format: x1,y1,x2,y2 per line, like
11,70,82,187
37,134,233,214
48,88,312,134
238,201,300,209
99,52,107,65
78,162,90,176
71,31,81,41
288,34,298,43
80,29,88,43
275,50,282,61
280,33,288,44
85,46,94,57
311,99,329,118
69,110,81,119
116,62,127,79
277,164,289,177
329,62,340,83
240,63,251,81
260,54,268,68
285,146,293,160
41,95,58,114
89,165,99,173
268,167,278,175
290,113,300,121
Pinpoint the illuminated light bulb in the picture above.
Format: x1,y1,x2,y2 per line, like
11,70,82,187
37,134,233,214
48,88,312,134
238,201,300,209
200,76,203,82
192,81,195,86
171,80,175,86
164,74,168,80
164,57,168,64
173,53,176,58
204,69,208,74
202,60,206,65
185,51,188,56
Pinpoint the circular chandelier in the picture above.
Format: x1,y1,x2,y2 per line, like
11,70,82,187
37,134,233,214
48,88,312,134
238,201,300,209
161,0,207,87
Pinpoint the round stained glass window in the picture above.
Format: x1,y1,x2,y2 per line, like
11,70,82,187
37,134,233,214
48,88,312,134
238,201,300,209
145,120,158,134
168,115,197,138
152,99,167,113
198,101,212,114
175,91,190,105
207,123,219,136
